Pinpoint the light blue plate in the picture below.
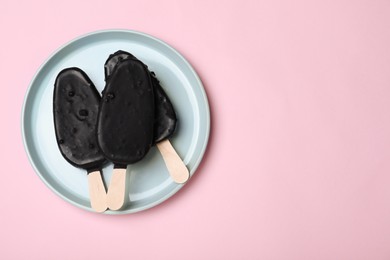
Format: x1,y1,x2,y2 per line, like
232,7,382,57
21,30,210,214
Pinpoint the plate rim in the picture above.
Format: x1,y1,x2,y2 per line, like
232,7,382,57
21,29,210,214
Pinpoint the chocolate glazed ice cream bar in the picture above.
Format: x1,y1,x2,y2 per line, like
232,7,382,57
53,68,107,212
97,58,155,210
105,51,189,183
102,51,189,210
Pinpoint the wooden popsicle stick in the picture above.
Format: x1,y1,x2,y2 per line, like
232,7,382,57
107,168,127,210
87,170,107,213
156,139,190,184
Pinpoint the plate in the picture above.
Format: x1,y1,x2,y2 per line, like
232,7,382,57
21,30,210,214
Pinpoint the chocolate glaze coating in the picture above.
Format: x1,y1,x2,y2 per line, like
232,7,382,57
97,59,154,166
53,68,106,172
104,50,177,143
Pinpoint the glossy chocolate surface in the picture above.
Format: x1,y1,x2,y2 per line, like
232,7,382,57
104,50,177,143
97,59,154,166
53,68,106,172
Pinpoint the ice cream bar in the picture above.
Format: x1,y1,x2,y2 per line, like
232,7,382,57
98,58,155,210
104,51,189,185
53,68,107,212
104,50,177,143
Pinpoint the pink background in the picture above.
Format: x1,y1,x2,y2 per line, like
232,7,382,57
2,0,390,259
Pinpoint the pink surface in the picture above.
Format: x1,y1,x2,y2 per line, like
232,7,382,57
2,0,390,259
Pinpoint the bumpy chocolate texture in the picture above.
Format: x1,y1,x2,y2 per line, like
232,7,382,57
53,68,106,172
104,50,177,143
97,59,155,167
